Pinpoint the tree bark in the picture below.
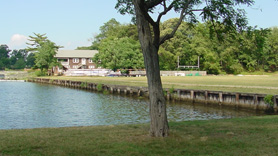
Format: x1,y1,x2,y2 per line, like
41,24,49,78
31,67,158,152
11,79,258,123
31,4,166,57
133,0,169,137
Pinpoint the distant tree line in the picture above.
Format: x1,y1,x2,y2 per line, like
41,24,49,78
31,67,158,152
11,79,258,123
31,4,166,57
0,44,35,70
80,18,278,74
0,33,60,75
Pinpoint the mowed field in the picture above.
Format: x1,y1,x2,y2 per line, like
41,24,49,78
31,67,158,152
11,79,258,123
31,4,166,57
1,116,278,156
44,75,278,95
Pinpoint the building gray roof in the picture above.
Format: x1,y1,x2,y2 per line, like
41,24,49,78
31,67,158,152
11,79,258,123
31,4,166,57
55,50,98,58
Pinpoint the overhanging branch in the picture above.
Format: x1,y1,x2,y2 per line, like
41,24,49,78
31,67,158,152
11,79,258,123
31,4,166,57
159,7,186,45
159,0,194,45
156,1,175,23
146,0,164,9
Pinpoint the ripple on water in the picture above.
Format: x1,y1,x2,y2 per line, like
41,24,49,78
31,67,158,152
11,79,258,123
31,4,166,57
0,82,261,130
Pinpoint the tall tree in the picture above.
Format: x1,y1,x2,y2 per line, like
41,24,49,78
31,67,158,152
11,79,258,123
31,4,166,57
0,45,11,70
26,33,48,52
116,0,254,137
88,18,139,50
34,40,60,72
93,37,144,71
26,53,36,68
9,49,28,69
27,33,61,73
159,19,192,70
96,18,121,41
264,27,278,71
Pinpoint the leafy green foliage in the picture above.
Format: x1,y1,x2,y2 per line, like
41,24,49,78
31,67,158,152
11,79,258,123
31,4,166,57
13,58,26,69
169,86,175,94
0,45,11,70
27,33,61,72
87,18,278,74
35,69,47,77
26,53,36,68
9,49,28,69
98,37,143,71
34,40,59,72
97,84,103,92
264,95,274,107
80,82,88,88
264,27,278,71
0,45,36,70
26,33,48,52
103,90,109,95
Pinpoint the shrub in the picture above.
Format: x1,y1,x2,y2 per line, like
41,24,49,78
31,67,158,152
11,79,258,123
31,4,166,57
163,90,167,96
35,70,46,77
169,86,175,94
80,82,87,88
97,84,103,92
103,90,109,95
230,63,243,75
264,95,274,107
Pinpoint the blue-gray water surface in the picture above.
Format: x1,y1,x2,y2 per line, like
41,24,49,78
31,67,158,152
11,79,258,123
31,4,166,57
0,82,260,130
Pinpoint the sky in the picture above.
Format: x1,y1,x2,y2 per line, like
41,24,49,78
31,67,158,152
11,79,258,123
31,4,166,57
1,0,278,50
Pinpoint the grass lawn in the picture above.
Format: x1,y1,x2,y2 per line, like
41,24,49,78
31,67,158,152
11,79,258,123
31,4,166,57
42,75,278,95
1,116,278,156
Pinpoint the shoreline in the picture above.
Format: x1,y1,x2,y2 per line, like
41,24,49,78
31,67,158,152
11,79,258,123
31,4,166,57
28,77,278,112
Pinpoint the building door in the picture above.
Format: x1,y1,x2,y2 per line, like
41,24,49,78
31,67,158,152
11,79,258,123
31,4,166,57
82,58,86,65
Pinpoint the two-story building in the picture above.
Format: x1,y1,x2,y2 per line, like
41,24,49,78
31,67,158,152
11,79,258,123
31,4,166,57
54,49,120,76
55,50,99,70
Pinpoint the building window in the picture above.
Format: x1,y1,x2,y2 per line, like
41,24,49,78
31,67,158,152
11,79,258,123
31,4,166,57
58,59,68,62
89,65,95,69
73,65,79,69
73,58,79,63
89,59,93,63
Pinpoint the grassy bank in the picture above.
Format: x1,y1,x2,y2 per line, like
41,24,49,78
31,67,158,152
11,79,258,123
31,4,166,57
0,116,278,156
41,75,278,94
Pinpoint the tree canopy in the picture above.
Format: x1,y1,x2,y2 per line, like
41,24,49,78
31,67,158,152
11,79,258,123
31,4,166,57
91,19,143,71
87,18,278,74
27,33,61,73
0,45,11,70
93,37,144,71
0,45,35,70
115,0,256,137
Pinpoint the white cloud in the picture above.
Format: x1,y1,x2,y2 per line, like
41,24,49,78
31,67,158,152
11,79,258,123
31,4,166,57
8,34,28,49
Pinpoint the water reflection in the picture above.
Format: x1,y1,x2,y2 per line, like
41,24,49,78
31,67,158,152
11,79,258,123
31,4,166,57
0,82,261,130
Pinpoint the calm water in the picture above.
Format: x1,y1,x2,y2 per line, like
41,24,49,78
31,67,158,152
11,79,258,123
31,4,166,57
0,82,261,130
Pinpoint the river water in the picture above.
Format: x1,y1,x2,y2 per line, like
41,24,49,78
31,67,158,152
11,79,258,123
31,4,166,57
0,82,261,130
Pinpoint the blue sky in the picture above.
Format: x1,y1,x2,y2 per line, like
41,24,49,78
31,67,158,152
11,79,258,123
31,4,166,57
1,0,278,50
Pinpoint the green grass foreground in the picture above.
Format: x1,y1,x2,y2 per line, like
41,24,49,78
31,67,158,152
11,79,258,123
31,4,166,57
1,116,278,156
42,75,278,94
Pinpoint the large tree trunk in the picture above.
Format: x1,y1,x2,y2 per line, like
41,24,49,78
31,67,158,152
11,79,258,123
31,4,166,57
133,0,169,137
